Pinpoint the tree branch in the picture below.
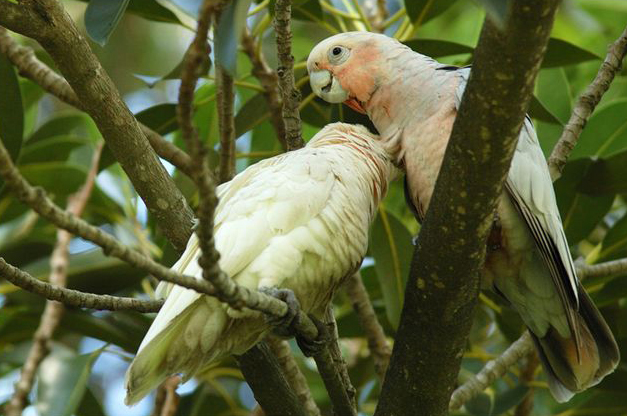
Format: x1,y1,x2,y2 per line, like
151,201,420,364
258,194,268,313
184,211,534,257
344,272,391,381
0,137,216,296
0,258,163,312
0,27,194,179
375,3,560,415
448,332,534,411
237,342,309,416
266,337,321,416
548,24,627,180
576,257,627,280
0,0,194,252
216,66,236,183
513,350,539,416
273,0,304,151
241,29,287,149
151,376,181,416
6,142,103,416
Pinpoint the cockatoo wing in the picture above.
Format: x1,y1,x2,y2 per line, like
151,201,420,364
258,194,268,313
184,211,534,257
134,150,336,357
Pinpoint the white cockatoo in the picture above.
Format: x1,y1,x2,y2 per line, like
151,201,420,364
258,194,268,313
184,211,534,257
124,122,395,405
307,32,619,402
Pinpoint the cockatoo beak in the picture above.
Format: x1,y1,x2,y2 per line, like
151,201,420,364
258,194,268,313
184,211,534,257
309,69,349,103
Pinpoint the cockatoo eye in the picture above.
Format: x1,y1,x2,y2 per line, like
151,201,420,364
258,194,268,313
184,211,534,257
328,46,349,64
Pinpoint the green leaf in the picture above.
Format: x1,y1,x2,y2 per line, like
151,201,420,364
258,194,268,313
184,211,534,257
578,150,627,195
543,38,601,68
235,94,270,138
492,385,529,415
369,206,413,329
404,0,457,27
465,391,494,416
19,136,90,164
472,0,509,27
555,158,614,244
22,249,146,294
293,0,323,22
27,114,91,144
76,387,106,416
135,103,179,135
36,346,105,416
528,95,562,126
126,0,182,24
0,53,24,191
570,99,627,159
0,54,24,160
214,0,253,75
164,0,202,18
84,0,131,46
592,211,627,263
20,162,87,196
403,39,473,58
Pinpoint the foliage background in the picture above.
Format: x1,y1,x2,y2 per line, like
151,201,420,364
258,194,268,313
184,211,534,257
1,0,627,415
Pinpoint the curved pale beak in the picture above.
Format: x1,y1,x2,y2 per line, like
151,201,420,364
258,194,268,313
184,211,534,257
309,70,349,103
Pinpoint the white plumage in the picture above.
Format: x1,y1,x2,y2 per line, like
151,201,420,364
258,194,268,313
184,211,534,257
124,122,395,405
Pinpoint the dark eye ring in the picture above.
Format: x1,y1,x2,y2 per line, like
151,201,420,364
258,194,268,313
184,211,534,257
332,47,342,56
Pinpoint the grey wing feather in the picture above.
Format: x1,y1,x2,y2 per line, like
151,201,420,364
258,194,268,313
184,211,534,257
453,70,580,340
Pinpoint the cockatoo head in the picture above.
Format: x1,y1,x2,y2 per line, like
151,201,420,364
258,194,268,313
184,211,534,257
308,32,396,114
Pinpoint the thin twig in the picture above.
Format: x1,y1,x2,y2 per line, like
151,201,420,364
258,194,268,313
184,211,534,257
152,375,181,416
0,257,163,312
216,65,236,183
548,25,627,180
0,27,194,178
576,257,627,280
241,29,287,149
266,337,321,416
273,0,304,151
344,272,391,380
7,142,104,416
448,332,534,411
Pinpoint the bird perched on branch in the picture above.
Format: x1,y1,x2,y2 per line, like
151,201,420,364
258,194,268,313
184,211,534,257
308,32,619,402
124,122,395,405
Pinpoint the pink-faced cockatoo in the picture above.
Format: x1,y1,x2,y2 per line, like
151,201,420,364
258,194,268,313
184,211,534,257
124,122,395,405
307,32,619,402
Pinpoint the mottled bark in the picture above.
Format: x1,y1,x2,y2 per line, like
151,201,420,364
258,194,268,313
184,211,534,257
237,343,308,416
375,2,560,415
0,0,194,252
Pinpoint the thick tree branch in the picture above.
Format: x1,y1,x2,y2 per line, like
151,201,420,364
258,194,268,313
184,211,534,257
241,30,287,149
0,258,163,312
375,3,560,416
266,337,321,416
548,24,627,179
0,0,194,252
345,272,391,380
237,342,308,416
216,66,236,183
273,0,304,151
448,332,534,411
0,27,194,178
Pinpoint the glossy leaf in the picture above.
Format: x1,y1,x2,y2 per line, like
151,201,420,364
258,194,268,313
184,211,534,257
36,346,104,416
126,0,181,24
404,0,457,26
0,53,24,162
235,94,270,138
27,114,91,144
472,0,509,27
0,53,24,192
578,150,627,195
590,211,627,263
369,206,413,329
528,95,563,126
404,39,473,58
85,0,131,46
543,38,601,68
214,0,253,75
135,103,179,134
20,162,87,196
164,0,203,18
570,99,627,159
555,158,614,244
19,136,89,164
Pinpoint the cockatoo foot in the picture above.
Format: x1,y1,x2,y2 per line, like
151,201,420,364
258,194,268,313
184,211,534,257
259,287,300,337
411,234,418,246
295,314,330,357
